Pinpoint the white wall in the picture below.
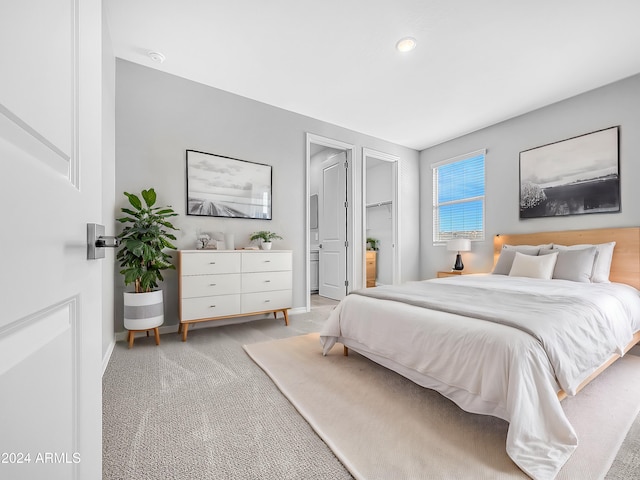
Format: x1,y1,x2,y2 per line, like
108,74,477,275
115,60,420,332
420,74,640,279
101,6,116,368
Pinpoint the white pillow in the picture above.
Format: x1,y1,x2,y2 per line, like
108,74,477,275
591,242,616,283
509,251,558,280
553,242,616,283
492,244,552,275
539,246,597,283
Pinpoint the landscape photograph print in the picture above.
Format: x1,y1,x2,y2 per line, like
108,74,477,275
186,150,272,219
519,126,619,219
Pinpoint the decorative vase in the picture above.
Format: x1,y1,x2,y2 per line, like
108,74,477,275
224,233,235,250
261,241,273,250
124,290,164,331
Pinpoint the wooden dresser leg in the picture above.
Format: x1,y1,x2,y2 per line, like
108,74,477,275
182,323,189,342
343,345,349,356
283,309,289,326
178,322,183,334
153,327,160,345
128,331,134,349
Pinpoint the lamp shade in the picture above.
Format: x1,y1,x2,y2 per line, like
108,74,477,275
446,239,471,252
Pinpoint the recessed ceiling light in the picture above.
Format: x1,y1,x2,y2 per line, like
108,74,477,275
148,51,166,63
396,37,417,53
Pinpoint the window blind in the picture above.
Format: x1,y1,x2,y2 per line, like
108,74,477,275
432,149,485,243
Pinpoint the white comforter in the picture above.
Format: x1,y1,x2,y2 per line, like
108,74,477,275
319,275,640,480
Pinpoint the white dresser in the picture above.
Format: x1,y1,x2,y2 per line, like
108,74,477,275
178,250,292,341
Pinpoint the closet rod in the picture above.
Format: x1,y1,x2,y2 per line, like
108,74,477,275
366,200,392,208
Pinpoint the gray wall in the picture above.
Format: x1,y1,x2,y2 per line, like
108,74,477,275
420,74,640,279
115,59,420,332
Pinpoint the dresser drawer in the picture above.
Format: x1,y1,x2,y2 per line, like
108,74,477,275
242,271,292,293
181,274,241,298
181,294,241,321
241,290,292,313
241,252,292,272
181,252,241,275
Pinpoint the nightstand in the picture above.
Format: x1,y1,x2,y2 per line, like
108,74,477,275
436,271,467,278
366,251,377,287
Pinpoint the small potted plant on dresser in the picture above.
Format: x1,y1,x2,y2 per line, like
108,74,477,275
249,230,283,250
116,188,179,348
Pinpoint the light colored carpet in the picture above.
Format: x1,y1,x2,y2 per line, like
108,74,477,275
103,304,353,480
245,333,640,480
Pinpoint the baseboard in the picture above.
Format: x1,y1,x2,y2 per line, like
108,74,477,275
289,306,307,315
102,338,116,377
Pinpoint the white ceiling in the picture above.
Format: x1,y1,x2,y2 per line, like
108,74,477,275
105,0,640,151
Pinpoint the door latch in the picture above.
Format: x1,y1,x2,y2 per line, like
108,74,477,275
87,223,119,259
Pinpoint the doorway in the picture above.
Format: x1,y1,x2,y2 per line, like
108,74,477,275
363,148,400,286
306,134,356,310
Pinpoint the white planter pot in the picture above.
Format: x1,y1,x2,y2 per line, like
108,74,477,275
261,241,273,250
124,290,164,331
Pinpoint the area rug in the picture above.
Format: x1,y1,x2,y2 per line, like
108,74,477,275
244,333,640,480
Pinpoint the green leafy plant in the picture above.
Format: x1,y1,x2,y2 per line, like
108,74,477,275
116,188,179,293
366,237,379,251
249,231,283,243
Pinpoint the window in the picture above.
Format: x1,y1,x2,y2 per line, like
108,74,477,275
432,149,485,243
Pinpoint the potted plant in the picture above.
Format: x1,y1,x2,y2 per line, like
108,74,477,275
249,230,283,250
366,237,379,251
116,188,179,341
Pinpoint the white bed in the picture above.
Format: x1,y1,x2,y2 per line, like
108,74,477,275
319,227,640,480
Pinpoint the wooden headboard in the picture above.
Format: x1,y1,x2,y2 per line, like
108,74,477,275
493,227,640,289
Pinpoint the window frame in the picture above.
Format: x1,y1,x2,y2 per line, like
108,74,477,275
432,149,486,245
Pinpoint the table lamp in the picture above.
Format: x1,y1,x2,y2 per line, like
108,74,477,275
447,239,471,271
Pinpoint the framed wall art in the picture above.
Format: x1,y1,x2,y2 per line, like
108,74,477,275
519,126,619,219
186,150,272,219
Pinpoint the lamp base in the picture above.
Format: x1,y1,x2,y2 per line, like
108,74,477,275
452,253,464,271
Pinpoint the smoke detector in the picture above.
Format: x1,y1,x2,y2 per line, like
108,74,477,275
148,51,166,63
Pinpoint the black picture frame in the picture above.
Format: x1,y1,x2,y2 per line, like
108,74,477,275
186,150,272,219
519,126,620,219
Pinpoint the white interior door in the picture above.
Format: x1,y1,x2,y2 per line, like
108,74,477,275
0,2,103,479
319,152,347,300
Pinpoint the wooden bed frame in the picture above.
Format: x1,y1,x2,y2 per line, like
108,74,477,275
493,226,640,400
343,227,640,396
493,227,640,289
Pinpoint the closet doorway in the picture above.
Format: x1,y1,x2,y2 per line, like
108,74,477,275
306,134,356,309
363,148,400,286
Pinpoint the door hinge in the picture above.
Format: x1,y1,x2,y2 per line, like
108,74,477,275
344,280,349,287
344,201,348,208
344,160,349,169
345,240,349,247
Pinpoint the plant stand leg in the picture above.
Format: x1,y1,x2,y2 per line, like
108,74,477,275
153,327,160,345
182,323,189,342
128,330,134,349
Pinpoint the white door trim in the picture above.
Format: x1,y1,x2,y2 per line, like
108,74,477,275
362,147,400,285
305,133,356,311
